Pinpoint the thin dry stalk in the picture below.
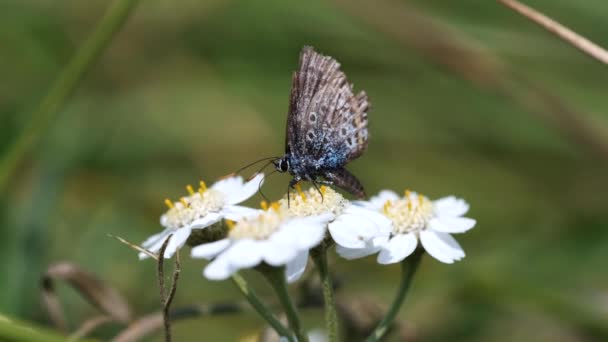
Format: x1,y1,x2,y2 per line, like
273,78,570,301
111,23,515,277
156,235,181,342
112,313,164,342
499,0,608,65
108,234,158,260
69,315,114,341
41,262,132,334
335,0,608,159
111,302,249,342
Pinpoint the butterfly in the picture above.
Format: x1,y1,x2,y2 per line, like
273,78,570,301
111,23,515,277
272,46,370,199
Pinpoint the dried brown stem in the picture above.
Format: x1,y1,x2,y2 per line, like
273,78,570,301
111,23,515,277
41,262,132,333
108,234,158,260
69,315,114,341
165,250,181,341
156,235,181,342
112,301,249,342
499,0,608,65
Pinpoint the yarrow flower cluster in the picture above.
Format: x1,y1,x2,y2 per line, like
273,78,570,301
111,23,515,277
280,185,392,258
139,179,476,268
338,190,476,264
191,201,332,282
135,173,476,342
139,174,264,259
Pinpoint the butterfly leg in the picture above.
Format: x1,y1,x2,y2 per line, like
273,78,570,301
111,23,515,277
287,176,301,208
311,179,324,203
316,179,336,196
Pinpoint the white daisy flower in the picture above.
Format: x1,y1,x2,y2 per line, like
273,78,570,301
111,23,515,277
191,202,333,283
139,174,264,259
278,185,392,273
337,190,476,264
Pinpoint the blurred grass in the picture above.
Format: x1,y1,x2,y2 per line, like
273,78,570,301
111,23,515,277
1,0,608,341
0,314,70,342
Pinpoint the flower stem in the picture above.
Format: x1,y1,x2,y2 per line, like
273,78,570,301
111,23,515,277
311,245,339,342
230,273,294,342
0,0,141,193
366,249,424,342
261,266,309,342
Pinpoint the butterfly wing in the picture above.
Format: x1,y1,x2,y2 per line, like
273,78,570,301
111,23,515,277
286,46,344,156
286,47,369,165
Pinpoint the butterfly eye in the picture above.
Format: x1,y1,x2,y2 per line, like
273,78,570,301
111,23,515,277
280,159,290,172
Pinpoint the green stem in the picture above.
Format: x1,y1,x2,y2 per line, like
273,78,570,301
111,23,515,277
0,0,141,193
311,245,338,342
230,273,294,342
261,266,308,342
366,249,424,342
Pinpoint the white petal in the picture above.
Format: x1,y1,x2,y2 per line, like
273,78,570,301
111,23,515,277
429,217,476,233
221,205,261,221
286,250,309,283
163,227,192,258
191,238,231,260
355,190,400,210
189,212,222,229
377,233,418,264
141,229,171,249
268,225,298,246
283,216,328,250
213,174,264,205
433,196,470,217
371,235,390,248
328,212,386,249
210,176,244,196
336,243,381,260
419,230,465,264
204,254,235,280
336,233,389,259
344,205,392,231
264,231,299,266
224,239,264,269
139,229,175,259
328,217,365,249
263,240,298,266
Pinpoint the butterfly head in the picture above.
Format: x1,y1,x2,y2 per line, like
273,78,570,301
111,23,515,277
273,156,290,173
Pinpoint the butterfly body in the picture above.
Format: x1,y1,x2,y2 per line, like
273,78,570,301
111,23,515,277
273,46,370,198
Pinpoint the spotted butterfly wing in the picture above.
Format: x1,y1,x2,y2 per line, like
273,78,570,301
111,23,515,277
284,46,369,198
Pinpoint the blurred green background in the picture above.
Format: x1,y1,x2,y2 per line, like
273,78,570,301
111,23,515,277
2,0,608,340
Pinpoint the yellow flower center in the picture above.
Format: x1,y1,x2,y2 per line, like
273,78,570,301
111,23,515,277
383,190,433,234
279,185,348,217
162,181,224,230
228,203,287,240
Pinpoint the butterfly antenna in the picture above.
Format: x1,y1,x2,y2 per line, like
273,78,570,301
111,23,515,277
234,156,279,176
255,160,275,177
258,169,277,203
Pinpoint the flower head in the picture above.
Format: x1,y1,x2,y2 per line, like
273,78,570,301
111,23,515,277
338,190,476,264
279,184,349,218
139,174,264,259
278,185,392,272
191,202,332,282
